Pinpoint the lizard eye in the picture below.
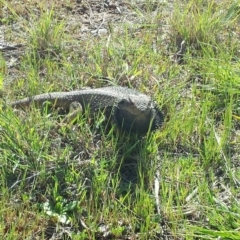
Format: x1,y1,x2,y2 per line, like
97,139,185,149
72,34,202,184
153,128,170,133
118,99,127,105
118,98,133,106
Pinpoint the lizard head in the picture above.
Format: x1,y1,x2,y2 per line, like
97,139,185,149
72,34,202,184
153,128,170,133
114,96,164,134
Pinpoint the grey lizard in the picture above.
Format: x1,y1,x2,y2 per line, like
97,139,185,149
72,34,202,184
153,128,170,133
11,86,164,134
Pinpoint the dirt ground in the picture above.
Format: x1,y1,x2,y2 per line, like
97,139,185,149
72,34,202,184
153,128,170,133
0,0,174,78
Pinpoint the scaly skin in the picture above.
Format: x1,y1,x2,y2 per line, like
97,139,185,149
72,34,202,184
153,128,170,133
11,86,164,134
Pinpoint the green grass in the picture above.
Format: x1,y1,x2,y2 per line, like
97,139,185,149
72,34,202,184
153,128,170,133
1,0,240,239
